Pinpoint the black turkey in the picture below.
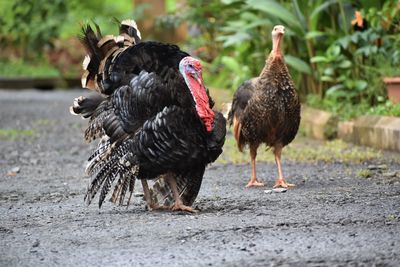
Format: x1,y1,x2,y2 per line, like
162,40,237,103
71,20,226,212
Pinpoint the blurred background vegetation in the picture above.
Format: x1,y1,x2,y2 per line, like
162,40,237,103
0,0,399,119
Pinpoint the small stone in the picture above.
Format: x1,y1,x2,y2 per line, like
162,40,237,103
7,166,21,176
383,172,397,177
32,239,40,247
134,192,144,197
367,164,388,170
340,218,352,225
11,166,21,173
377,164,388,170
264,190,272,194
30,158,39,165
272,188,287,193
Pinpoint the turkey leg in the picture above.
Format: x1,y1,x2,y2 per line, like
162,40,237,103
165,173,197,213
273,144,295,188
141,180,169,211
246,144,265,187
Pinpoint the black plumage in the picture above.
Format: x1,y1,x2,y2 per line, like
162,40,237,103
71,20,226,211
228,25,300,188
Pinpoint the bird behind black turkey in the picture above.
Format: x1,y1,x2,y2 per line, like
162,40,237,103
228,25,300,189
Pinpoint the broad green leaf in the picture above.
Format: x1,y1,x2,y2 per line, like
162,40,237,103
310,0,338,21
305,31,327,40
354,80,368,91
240,11,261,22
337,36,351,49
326,84,345,95
285,55,312,74
338,60,352,69
222,0,241,4
218,32,251,47
245,19,273,30
321,76,334,82
246,0,303,32
291,0,306,27
221,56,242,73
323,67,334,76
310,56,328,63
329,45,341,57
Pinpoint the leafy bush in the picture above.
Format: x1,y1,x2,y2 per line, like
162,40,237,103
172,0,400,117
307,94,400,120
0,0,134,77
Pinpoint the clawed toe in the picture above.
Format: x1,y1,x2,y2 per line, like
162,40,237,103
273,179,295,188
171,203,198,213
246,180,265,188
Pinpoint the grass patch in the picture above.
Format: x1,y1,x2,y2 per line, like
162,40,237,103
0,128,37,141
357,169,372,178
217,134,382,165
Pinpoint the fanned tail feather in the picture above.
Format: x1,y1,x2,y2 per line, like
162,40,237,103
84,139,139,207
79,20,141,94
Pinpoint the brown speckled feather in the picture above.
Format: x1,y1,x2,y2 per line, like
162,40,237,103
229,54,300,151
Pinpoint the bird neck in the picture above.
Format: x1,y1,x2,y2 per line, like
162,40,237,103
272,34,283,57
258,34,284,79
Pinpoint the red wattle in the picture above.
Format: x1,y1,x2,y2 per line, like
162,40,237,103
188,77,215,132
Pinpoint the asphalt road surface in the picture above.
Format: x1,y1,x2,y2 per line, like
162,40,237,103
1,89,399,266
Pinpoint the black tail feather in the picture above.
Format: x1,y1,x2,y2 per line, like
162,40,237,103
79,24,103,73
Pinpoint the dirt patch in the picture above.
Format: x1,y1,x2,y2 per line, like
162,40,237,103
1,89,399,266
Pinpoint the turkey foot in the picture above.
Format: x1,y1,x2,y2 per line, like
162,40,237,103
141,180,169,211
165,173,198,213
273,178,295,188
171,201,198,213
246,180,265,188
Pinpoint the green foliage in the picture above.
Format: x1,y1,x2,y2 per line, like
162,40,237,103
368,101,400,117
0,0,134,77
357,169,372,178
0,59,60,78
0,0,67,58
307,94,400,120
176,0,400,117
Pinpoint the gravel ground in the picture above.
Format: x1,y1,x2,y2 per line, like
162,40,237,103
1,89,400,266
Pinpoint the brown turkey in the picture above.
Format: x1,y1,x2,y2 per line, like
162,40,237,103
228,25,300,188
